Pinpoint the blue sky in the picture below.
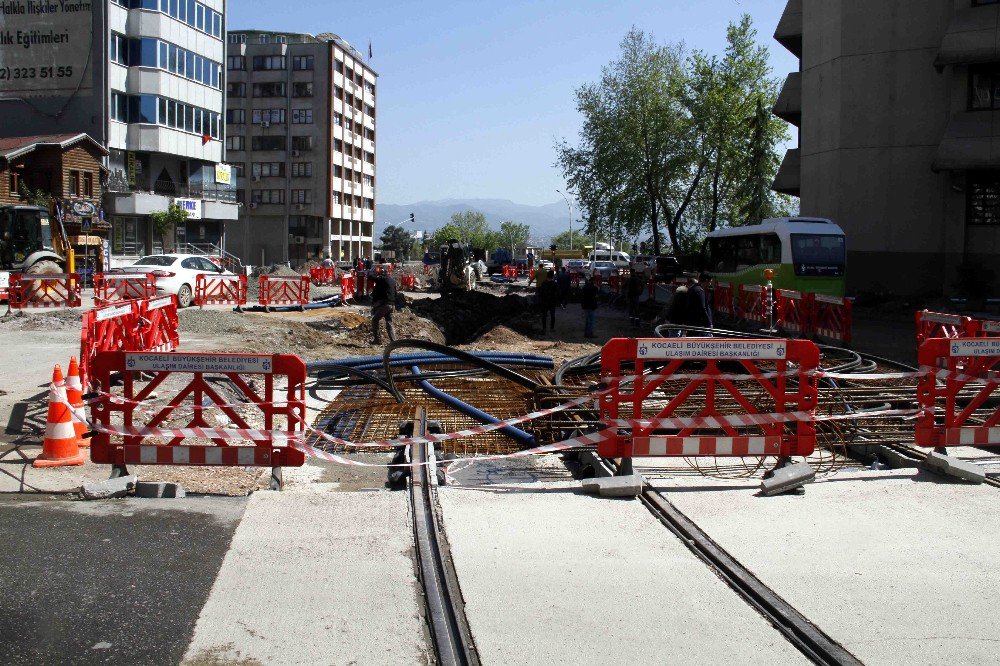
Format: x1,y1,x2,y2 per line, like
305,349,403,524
229,0,797,206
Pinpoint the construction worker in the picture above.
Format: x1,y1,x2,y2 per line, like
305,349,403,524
321,252,334,268
370,271,397,345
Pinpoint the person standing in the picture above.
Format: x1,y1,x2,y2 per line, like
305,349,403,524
370,271,398,345
686,272,713,332
538,275,559,333
321,252,334,269
626,267,646,326
556,266,571,308
581,275,600,338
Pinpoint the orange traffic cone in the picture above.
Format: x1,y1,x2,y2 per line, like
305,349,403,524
33,364,86,468
65,356,89,449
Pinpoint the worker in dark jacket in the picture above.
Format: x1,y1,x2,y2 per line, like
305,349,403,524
370,272,397,344
581,275,600,338
686,272,713,331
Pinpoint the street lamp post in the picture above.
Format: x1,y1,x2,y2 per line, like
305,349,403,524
556,189,573,251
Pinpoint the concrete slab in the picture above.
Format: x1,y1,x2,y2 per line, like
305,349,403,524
650,467,1000,664
438,456,806,665
182,488,428,665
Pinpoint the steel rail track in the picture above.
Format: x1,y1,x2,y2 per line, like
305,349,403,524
586,455,862,666
408,407,480,666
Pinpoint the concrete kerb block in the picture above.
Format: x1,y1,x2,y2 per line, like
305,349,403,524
922,451,986,484
760,462,815,497
580,474,643,498
134,481,187,498
80,475,138,500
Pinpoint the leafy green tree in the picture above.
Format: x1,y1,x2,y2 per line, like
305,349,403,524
150,203,188,248
551,229,590,250
379,224,413,260
497,220,531,252
429,223,465,250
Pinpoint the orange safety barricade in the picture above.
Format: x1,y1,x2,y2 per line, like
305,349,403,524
259,275,310,307
971,318,1000,337
915,310,971,345
340,273,355,303
775,289,811,336
401,274,416,290
597,337,820,459
195,273,247,308
713,282,735,318
813,294,853,345
309,267,337,286
528,268,536,281
79,299,141,388
738,283,768,325
93,273,156,305
916,337,1000,447
354,270,370,298
136,295,179,353
89,351,307,481
8,272,81,309
608,273,621,293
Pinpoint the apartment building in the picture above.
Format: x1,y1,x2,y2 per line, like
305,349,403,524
225,30,377,266
771,0,1000,296
0,0,238,265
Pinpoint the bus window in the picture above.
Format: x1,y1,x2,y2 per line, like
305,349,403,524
735,236,759,270
760,233,781,264
790,234,845,277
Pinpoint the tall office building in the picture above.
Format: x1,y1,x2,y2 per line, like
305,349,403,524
771,0,1000,296
0,0,239,265
225,30,377,265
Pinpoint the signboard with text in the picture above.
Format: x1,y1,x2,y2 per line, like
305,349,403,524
173,198,201,220
636,339,788,360
0,0,94,97
214,163,232,185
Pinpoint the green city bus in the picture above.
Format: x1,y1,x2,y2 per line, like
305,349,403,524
701,217,847,296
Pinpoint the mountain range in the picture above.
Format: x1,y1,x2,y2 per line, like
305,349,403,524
375,198,575,242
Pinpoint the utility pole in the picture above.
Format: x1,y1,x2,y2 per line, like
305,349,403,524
556,189,573,251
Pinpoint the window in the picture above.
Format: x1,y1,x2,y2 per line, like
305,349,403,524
110,32,128,64
332,192,341,204
292,136,314,151
292,109,312,124
333,165,342,178
345,67,353,81
227,56,245,70
251,135,287,151
231,163,245,178
333,113,342,126
9,172,20,196
363,174,374,187
275,35,287,44
227,82,246,97
83,173,93,198
790,234,846,276
68,170,80,196
292,55,314,70
364,128,375,142
969,64,1000,109
363,197,374,210
967,170,1000,225
365,82,375,95
365,104,375,116
334,85,343,98
252,55,286,70
251,189,284,204
292,82,313,97
226,135,245,151
110,91,127,122
258,34,270,44
252,108,286,124
229,33,246,44
252,82,286,97
364,151,375,164
251,162,284,177
291,189,311,204
226,109,245,124
334,60,343,74
333,139,343,152
291,162,312,177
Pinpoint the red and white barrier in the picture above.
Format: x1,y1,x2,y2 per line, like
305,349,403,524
258,275,310,308
813,294,852,344
8,272,81,309
775,289,810,335
93,273,156,305
136,295,179,353
309,267,337,286
195,273,247,308
340,273,355,303
737,283,768,326
597,337,820,460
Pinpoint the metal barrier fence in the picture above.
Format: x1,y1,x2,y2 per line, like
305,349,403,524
195,274,247,308
259,275,310,308
93,273,156,305
8,273,82,309
309,267,338,286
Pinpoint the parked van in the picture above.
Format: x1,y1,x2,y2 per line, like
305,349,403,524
587,250,631,268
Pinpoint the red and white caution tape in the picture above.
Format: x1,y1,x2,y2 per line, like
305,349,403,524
609,407,923,430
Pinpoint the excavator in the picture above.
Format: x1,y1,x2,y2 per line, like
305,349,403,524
0,204,73,301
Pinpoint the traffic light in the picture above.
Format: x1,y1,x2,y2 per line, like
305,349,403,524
409,213,415,223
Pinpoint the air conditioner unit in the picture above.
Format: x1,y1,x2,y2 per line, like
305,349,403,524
261,120,270,128
249,202,258,209
292,150,300,157
294,235,305,243
295,203,305,210
252,175,261,182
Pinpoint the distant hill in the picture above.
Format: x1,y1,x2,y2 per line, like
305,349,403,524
376,198,574,242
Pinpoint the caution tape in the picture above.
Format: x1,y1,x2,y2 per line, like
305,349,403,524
609,407,924,430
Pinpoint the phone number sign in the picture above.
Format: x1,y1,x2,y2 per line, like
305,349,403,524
0,0,93,97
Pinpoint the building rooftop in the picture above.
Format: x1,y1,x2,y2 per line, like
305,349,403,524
228,29,377,74
0,133,108,162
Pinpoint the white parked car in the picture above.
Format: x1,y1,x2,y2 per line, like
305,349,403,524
118,253,232,308
584,260,617,281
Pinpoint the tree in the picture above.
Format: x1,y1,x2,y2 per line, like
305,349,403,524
448,210,498,249
428,223,465,250
497,220,530,253
379,224,413,260
150,203,188,249
551,229,590,250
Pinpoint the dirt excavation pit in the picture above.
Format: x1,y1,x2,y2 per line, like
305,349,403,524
409,290,532,345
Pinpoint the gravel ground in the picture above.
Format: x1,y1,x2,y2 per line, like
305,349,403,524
0,309,83,331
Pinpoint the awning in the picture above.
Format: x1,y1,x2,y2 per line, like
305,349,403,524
935,6,1000,67
932,111,1000,171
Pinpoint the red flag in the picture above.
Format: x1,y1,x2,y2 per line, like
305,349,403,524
202,134,211,145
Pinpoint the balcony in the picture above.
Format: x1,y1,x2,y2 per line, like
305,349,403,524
932,111,1000,171
936,5,1000,67
772,72,801,126
772,148,800,197
773,0,802,58
106,177,237,203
